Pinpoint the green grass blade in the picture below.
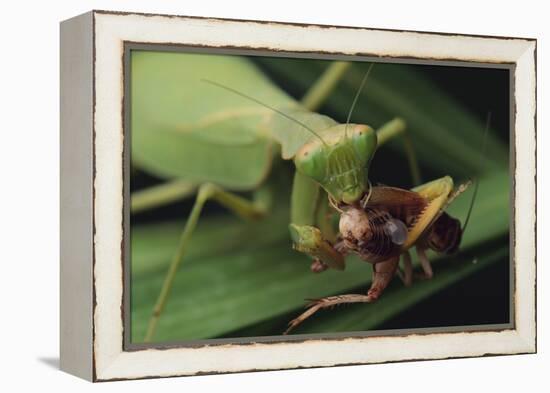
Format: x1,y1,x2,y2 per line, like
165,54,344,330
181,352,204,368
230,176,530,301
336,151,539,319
255,58,508,177
131,170,509,342
288,244,508,334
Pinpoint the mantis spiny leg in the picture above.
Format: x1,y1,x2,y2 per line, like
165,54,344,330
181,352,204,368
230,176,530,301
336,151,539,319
131,179,197,214
144,183,272,342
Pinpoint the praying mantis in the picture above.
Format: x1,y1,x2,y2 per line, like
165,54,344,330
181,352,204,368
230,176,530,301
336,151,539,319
130,51,476,341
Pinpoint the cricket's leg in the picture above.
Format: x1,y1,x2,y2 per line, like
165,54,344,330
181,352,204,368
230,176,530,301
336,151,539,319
376,118,422,186
144,183,272,342
284,257,399,334
415,246,434,280
284,293,375,335
368,256,401,299
289,172,345,272
396,250,413,287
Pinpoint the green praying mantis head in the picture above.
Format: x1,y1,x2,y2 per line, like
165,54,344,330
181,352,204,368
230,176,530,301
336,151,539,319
294,124,377,204
293,63,378,205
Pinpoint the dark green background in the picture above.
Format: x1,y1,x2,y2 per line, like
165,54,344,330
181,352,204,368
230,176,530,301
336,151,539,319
130,54,510,343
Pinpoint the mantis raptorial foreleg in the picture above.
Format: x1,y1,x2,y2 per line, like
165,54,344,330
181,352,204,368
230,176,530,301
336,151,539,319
289,171,345,271
289,224,345,272
144,183,272,342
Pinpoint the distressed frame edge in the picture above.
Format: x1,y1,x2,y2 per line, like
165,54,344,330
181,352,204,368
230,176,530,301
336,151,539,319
92,8,538,42
512,40,537,354
122,42,517,351
87,11,536,382
59,11,95,381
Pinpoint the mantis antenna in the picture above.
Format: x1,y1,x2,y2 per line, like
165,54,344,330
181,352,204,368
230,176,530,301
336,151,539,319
461,112,491,235
201,79,328,146
344,63,374,138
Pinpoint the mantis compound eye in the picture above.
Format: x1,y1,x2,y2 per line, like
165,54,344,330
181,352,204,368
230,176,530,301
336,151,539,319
384,218,408,245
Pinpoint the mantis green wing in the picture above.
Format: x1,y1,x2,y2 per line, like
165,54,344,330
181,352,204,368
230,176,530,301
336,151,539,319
131,51,337,190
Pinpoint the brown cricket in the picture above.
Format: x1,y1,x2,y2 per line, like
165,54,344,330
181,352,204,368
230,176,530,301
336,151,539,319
284,177,472,334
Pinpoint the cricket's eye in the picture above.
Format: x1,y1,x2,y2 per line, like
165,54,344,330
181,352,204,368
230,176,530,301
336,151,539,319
384,218,408,245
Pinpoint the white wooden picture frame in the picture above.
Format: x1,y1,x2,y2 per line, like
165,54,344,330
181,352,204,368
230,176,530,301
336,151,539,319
60,10,536,381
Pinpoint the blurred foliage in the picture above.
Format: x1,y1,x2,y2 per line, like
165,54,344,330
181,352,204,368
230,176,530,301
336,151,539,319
130,51,510,343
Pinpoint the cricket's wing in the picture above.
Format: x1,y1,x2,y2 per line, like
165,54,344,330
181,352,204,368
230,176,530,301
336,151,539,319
367,186,428,229
366,177,455,250
404,176,455,249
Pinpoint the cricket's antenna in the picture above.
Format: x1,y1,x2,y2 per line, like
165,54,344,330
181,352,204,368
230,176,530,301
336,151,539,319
201,79,328,146
344,63,374,138
462,112,491,235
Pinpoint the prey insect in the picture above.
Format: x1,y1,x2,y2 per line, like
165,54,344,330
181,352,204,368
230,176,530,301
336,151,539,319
133,53,425,341
284,177,474,334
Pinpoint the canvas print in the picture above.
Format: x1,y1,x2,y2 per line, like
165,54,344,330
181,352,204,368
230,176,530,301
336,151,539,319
128,49,510,345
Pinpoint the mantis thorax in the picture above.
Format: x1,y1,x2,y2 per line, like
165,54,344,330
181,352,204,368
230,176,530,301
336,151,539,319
294,124,377,204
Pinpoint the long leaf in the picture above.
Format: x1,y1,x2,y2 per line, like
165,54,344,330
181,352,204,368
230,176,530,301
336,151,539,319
131,170,508,342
